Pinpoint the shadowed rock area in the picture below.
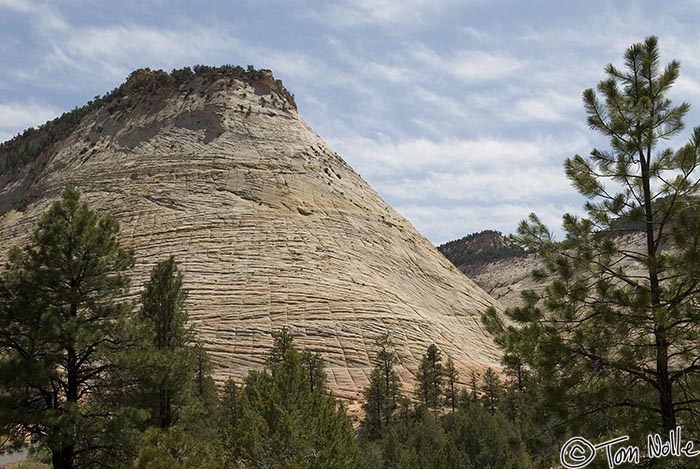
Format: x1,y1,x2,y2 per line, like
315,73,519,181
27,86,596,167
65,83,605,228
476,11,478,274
0,68,502,400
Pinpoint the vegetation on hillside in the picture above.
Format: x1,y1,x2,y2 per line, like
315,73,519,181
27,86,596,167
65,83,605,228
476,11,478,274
0,65,296,176
358,337,534,468
438,229,527,272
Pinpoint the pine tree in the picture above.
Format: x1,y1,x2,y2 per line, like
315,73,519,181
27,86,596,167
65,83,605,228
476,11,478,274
182,341,221,442
415,344,444,413
360,333,402,439
444,358,459,413
484,36,700,443
192,342,217,406
362,393,534,468
480,368,501,415
266,326,293,366
136,256,193,429
442,404,532,468
0,188,135,468
362,367,387,440
301,350,326,394
233,330,360,468
220,379,243,463
469,370,479,404
133,426,225,469
375,333,402,418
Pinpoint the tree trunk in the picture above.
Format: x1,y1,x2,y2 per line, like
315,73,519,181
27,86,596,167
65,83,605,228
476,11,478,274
52,446,74,469
657,341,676,432
640,148,676,433
159,386,171,428
56,299,79,469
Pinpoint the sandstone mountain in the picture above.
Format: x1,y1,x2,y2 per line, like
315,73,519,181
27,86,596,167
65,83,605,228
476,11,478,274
0,67,502,400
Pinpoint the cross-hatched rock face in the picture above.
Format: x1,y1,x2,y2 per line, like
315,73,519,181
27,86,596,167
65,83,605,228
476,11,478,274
0,70,502,400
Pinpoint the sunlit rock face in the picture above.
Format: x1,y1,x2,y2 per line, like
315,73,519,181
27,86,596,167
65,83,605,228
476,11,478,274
0,69,502,399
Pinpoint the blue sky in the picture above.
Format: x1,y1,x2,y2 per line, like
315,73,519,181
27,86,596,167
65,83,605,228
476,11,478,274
2,0,700,244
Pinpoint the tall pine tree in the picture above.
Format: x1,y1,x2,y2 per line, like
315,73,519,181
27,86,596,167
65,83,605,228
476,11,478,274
360,334,402,439
135,256,193,429
484,36,700,447
415,344,444,413
0,188,135,469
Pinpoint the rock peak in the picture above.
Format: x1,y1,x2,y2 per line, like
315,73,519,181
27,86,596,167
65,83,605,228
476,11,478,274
121,65,297,111
0,67,501,400
0,65,295,183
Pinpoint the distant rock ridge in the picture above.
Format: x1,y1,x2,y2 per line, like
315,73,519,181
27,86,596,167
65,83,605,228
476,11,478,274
438,230,527,277
438,231,538,308
439,227,650,309
0,66,502,400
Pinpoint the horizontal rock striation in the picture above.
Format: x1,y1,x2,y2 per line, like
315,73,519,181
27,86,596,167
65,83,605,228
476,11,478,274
0,69,502,400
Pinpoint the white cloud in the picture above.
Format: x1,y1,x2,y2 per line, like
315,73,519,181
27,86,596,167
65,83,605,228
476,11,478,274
359,62,414,85
451,50,523,83
5,19,324,96
460,26,485,42
0,102,61,140
508,90,581,123
256,50,319,79
412,86,471,120
0,0,34,12
398,201,584,245
54,24,237,82
411,46,523,83
330,133,589,177
378,167,573,203
672,75,700,101
0,0,68,32
318,0,459,27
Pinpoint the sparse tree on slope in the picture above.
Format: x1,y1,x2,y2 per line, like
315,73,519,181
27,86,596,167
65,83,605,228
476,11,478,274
480,367,501,415
361,334,402,439
444,357,459,413
415,344,444,413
